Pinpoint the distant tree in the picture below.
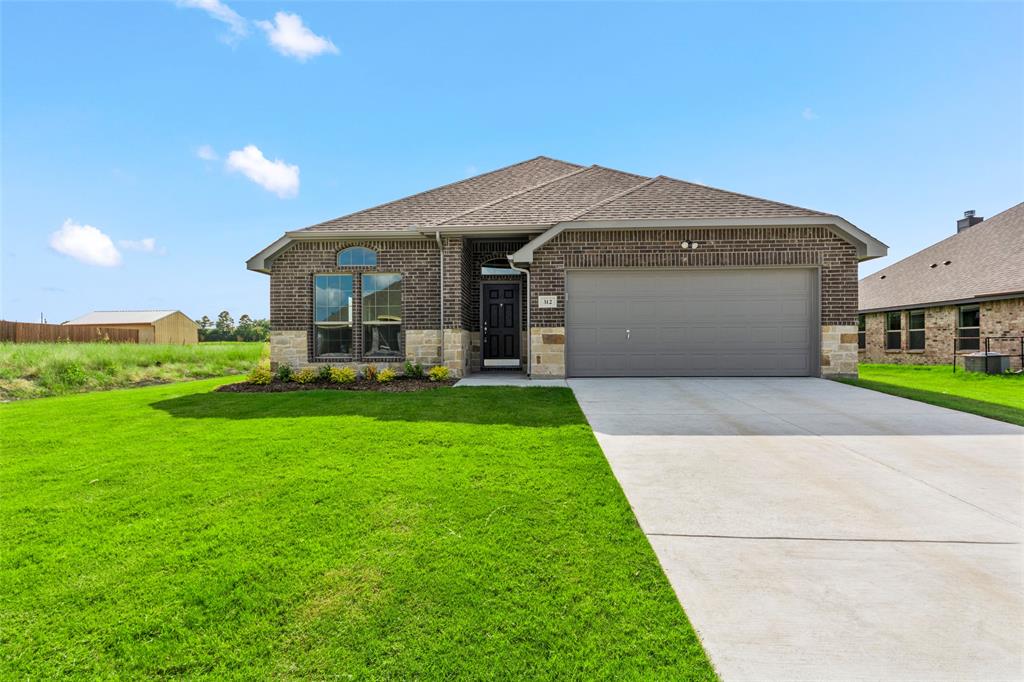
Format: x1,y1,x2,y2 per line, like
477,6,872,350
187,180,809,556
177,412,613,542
196,315,213,341
215,311,234,336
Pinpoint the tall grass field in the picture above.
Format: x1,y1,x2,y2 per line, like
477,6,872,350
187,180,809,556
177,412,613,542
0,342,266,400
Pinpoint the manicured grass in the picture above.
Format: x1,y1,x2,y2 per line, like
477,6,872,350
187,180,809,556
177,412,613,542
839,364,1024,426
0,341,266,400
0,379,715,679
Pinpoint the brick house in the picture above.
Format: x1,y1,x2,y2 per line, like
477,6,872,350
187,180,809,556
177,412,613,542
858,202,1024,369
247,157,887,378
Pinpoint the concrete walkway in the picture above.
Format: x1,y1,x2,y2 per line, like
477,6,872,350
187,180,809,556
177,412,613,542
569,377,1024,682
454,372,568,388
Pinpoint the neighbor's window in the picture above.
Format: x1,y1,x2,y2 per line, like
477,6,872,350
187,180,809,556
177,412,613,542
885,311,902,350
958,305,980,351
314,275,353,357
362,273,402,357
857,315,866,350
337,247,377,268
908,310,925,350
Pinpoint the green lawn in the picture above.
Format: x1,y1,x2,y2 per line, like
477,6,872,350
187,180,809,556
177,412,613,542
839,364,1024,426
0,341,266,400
0,379,714,679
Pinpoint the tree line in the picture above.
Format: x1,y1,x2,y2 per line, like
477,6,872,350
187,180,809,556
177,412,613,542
195,312,270,342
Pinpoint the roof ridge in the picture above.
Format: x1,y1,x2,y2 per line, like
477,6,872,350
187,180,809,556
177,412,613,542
589,164,650,181
656,174,830,216
438,165,594,226
298,156,584,232
566,175,665,221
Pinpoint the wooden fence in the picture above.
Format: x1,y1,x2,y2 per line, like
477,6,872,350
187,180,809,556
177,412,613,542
0,320,139,344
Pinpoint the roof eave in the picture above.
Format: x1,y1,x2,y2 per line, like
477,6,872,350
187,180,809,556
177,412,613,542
859,290,1024,314
510,215,888,264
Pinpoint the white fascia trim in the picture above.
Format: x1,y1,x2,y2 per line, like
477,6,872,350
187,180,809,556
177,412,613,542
510,216,888,264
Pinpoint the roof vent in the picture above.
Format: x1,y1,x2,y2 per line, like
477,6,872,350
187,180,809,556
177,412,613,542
929,263,938,268
944,260,952,265
879,274,886,279
956,210,984,233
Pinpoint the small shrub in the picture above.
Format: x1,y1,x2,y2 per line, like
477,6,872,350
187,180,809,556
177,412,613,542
428,365,450,382
376,368,397,384
275,363,293,382
318,365,333,382
329,366,357,384
248,362,273,385
404,360,424,378
363,364,378,381
294,367,319,384
52,361,88,388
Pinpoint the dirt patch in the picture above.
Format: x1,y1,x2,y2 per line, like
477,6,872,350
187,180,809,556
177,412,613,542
216,377,456,394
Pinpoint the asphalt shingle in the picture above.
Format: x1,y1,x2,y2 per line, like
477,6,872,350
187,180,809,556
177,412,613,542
858,202,1024,311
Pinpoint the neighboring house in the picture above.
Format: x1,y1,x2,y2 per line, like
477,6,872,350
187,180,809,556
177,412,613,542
858,203,1024,368
63,310,199,344
248,156,887,378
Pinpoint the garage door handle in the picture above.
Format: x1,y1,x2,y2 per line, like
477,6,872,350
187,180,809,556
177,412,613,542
625,329,631,340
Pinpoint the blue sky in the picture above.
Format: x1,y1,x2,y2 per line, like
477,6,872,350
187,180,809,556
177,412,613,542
3,1,1022,323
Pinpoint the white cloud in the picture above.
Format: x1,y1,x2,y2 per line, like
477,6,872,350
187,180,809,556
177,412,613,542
226,145,300,198
49,220,122,267
177,0,248,42
196,144,218,161
802,107,819,121
119,238,158,253
255,12,339,61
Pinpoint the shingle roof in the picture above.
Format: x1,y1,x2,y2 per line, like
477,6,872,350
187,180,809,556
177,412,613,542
859,202,1024,312
439,166,649,226
297,156,583,232
293,157,829,234
575,176,829,221
64,310,184,325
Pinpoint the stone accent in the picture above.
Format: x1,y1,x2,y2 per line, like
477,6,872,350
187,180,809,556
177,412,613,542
860,297,1024,370
405,329,442,367
531,327,566,377
444,329,471,377
270,330,307,369
820,324,858,378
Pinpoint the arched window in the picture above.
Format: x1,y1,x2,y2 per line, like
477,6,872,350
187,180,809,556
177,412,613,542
337,247,377,267
481,258,515,276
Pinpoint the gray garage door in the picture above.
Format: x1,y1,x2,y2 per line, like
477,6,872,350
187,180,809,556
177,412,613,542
566,269,816,377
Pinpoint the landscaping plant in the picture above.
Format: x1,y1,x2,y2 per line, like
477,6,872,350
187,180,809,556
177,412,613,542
293,367,319,384
403,360,424,378
274,363,293,383
328,366,357,384
428,365,450,382
376,368,397,383
247,362,273,385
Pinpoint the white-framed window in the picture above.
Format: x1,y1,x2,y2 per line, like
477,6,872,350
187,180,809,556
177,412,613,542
362,273,402,358
338,247,377,268
314,274,353,357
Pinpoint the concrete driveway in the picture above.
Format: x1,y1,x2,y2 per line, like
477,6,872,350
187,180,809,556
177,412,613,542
569,377,1024,681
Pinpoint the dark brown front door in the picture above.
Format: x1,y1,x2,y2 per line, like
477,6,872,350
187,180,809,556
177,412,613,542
482,282,520,368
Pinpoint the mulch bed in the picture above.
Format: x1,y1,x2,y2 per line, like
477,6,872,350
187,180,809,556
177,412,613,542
216,377,456,394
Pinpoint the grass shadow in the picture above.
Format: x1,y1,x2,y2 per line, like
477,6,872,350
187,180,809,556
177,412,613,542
150,385,585,428
837,378,1024,427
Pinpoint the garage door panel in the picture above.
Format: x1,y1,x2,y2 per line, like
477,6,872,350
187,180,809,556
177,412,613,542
566,269,815,377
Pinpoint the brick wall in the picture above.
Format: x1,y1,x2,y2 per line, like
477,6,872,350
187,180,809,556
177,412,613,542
860,297,1024,369
269,239,444,362
530,226,859,327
